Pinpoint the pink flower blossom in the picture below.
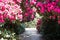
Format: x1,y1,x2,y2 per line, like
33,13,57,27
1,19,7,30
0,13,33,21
30,0,36,5
17,0,22,3
17,14,23,21
0,14,4,23
36,2,43,7
52,2,56,6
3,13,8,18
0,20,4,23
1,6,5,11
46,3,55,12
24,13,29,17
40,7,45,13
53,7,60,14
31,14,35,20
37,19,42,25
0,0,2,2
8,15,16,21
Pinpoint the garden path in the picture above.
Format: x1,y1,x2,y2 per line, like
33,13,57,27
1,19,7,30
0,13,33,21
19,28,44,40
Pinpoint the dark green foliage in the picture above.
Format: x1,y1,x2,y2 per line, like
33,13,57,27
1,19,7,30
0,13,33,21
40,17,60,40
3,23,25,35
14,23,25,35
2,19,25,35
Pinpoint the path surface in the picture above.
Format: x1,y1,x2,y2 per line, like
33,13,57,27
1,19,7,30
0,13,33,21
19,28,44,40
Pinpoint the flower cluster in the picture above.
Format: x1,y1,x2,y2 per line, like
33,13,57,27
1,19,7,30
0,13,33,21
36,0,60,31
35,0,60,24
0,0,36,23
0,0,23,23
20,0,36,22
0,0,60,24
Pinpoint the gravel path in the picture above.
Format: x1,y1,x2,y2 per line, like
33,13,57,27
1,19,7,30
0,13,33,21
19,28,43,40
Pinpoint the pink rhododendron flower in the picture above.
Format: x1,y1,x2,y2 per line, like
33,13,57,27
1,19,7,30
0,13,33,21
36,2,45,14
0,20,4,23
3,13,8,18
24,13,29,17
29,10,34,14
30,0,37,5
32,7,37,12
1,6,5,11
52,2,56,6
36,2,43,7
0,14,4,23
0,0,2,2
17,14,23,21
31,14,35,20
53,7,60,14
46,3,55,12
40,7,45,13
17,0,22,3
8,15,16,21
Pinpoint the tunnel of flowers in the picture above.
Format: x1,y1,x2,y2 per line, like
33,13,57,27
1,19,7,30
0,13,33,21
0,0,60,40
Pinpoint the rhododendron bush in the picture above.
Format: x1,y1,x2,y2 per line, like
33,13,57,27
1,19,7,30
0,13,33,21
36,0,60,24
0,0,36,36
0,0,36,39
0,0,60,39
0,0,36,24
35,0,60,39
0,0,23,23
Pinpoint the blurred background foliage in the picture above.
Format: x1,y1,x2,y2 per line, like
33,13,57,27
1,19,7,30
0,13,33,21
25,13,42,28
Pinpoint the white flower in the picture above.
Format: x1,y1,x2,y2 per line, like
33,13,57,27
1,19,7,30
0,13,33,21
0,38,4,40
5,35,10,38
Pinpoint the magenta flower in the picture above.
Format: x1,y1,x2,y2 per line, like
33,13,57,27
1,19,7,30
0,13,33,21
46,3,55,12
17,14,23,21
51,2,56,6
53,7,60,14
36,2,43,7
30,0,37,5
8,15,16,22
0,0,2,2
31,14,35,20
24,13,29,17
0,14,4,23
36,2,45,14
17,0,22,3
0,20,5,23
39,8,45,14
3,13,8,18
1,6,5,11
